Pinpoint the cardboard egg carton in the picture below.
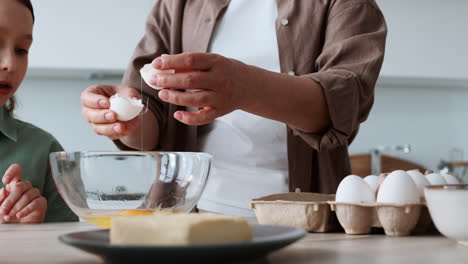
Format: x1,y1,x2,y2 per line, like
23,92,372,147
249,194,432,236
250,170,434,236
249,191,339,232
328,202,427,236
329,171,434,236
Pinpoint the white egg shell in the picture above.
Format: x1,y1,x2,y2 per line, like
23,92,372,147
377,170,420,204
426,173,448,185
336,175,376,203
109,93,144,121
406,169,430,198
140,63,175,90
363,175,379,193
441,173,460,184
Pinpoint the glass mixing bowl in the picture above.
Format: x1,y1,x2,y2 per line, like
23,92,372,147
49,151,212,228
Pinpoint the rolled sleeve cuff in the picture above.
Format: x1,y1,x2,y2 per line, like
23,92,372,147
291,70,361,151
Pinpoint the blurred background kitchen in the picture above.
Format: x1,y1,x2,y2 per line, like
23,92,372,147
15,0,468,181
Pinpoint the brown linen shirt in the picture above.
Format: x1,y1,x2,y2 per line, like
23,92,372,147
118,0,387,194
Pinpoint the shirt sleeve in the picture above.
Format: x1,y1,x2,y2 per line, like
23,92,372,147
43,140,78,222
116,0,174,150
295,1,387,151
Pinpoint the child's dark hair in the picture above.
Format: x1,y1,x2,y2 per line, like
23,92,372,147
5,1,34,113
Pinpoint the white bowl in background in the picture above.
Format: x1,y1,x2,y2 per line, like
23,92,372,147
424,185,468,246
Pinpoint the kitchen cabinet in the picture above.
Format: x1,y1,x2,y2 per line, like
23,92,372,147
376,0,468,79
29,0,155,71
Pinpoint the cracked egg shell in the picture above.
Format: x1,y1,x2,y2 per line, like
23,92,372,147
140,63,175,90
109,93,144,121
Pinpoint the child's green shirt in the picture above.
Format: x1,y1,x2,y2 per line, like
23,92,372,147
0,107,77,222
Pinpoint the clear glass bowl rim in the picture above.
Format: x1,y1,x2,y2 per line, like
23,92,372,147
50,151,213,159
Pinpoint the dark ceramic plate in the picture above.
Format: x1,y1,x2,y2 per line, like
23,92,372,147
59,224,306,264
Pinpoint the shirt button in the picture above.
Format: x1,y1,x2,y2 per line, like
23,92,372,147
281,18,289,26
288,71,295,76
205,18,211,23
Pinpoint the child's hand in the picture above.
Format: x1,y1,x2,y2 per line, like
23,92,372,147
0,164,47,223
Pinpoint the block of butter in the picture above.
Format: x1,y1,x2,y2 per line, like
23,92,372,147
110,212,253,246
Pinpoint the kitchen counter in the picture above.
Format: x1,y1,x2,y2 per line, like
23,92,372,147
0,222,466,264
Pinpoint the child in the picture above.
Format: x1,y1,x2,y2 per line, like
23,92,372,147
0,0,77,223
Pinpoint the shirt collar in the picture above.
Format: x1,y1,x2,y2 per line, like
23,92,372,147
0,107,18,142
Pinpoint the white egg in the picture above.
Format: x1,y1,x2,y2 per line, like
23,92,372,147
377,170,420,204
406,169,430,198
336,175,375,203
441,173,460,184
140,63,175,90
426,173,448,185
363,175,379,193
109,93,144,121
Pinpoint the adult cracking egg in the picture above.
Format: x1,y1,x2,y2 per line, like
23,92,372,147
80,0,387,217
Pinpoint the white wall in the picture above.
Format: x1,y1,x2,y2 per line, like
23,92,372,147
376,0,468,79
349,0,468,172
349,84,468,171
29,0,153,69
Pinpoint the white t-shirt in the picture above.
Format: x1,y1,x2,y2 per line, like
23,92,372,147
196,0,289,217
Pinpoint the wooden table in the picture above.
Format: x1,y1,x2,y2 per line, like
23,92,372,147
0,222,466,264
0,223,101,264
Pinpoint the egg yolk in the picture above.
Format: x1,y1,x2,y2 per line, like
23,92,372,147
119,209,154,216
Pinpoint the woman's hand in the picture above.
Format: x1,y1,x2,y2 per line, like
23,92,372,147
149,53,254,126
81,85,142,140
150,53,330,133
0,164,47,223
